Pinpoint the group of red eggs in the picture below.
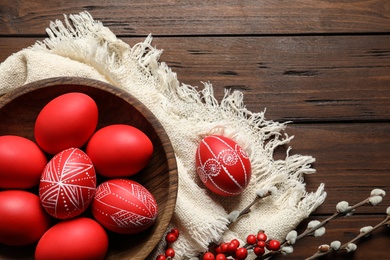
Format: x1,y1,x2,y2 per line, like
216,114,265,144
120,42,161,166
0,92,157,259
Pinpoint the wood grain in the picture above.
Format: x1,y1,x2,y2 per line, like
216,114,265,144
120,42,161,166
285,123,390,215
1,36,389,122
152,36,390,122
1,0,390,36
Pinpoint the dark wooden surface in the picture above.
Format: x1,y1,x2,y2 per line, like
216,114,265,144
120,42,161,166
0,1,389,259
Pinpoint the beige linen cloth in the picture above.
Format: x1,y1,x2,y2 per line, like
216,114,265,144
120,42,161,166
0,12,326,259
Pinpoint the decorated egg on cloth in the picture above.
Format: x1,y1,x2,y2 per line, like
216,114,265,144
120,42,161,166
0,135,47,189
35,217,108,260
92,179,158,234
34,92,98,154
195,135,252,196
39,148,96,219
0,190,51,246
86,124,153,178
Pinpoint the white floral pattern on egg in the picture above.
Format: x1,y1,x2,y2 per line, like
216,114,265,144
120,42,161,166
196,135,251,196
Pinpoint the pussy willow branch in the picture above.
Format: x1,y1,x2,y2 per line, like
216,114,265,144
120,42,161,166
229,191,272,226
255,195,380,260
305,214,390,260
295,197,370,240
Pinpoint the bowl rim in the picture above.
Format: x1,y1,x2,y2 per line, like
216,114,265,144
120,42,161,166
0,76,178,259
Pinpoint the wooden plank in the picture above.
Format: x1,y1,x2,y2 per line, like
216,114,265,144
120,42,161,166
1,36,389,122
272,215,390,259
1,0,390,36
285,123,390,215
0,37,36,55
151,36,390,122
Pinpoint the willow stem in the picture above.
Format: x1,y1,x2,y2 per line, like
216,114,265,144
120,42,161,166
241,192,271,217
229,191,272,227
256,196,375,260
305,215,390,260
293,197,371,242
340,215,390,248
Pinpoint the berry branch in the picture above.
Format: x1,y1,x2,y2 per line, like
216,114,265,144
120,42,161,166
156,188,389,260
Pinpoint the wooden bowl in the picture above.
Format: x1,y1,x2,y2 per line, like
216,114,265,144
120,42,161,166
0,77,178,259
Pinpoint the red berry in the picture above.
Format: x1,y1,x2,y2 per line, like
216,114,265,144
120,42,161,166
235,247,248,259
230,239,240,247
171,228,179,237
165,233,177,244
220,243,229,253
257,240,266,248
228,241,239,253
257,231,267,242
266,239,281,251
254,246,265,256
215,246,222,254
246,234,256,245
203,252,215,260
165,248,175,258
215,254,227,260
156,254,166,260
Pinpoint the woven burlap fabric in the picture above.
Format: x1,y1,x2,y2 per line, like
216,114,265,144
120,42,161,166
0,12,326,259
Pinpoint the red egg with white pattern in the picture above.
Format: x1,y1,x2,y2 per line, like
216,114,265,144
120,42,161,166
195,135,252,196
92,179,158,234
39,148,96,219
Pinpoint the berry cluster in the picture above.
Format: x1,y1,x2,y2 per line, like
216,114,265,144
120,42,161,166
201,230,281,259
155,189,389,259
156,228,281,259
156,228,180,260
246,231,281,256
204,238,246,260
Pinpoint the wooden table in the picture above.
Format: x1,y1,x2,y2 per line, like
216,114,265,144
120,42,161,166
0,1,389,259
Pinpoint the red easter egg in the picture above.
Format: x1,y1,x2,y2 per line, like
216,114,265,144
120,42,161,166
39,148,96,219
34,92,98,154
195,135,252,196
35,217,108,260
92,179,158,234
0,135,47,189
0,190,51,246
86,124,153,178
